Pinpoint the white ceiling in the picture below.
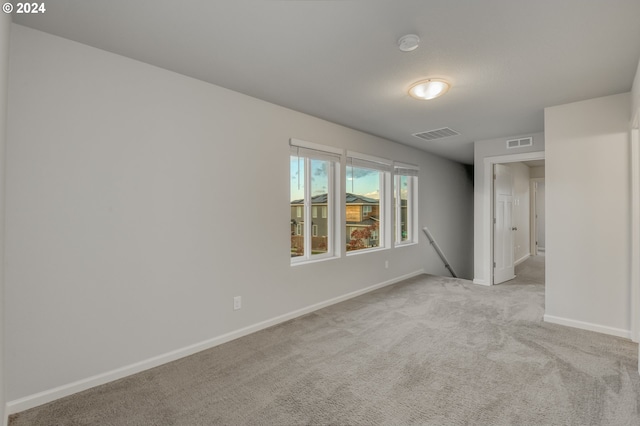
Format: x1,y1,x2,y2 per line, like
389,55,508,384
13,0,640,164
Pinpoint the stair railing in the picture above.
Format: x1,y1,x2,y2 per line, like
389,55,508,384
423,227,457,278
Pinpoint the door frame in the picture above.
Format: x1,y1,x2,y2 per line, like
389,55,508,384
530,178,545,256
483,151,545,286
631,109,639,344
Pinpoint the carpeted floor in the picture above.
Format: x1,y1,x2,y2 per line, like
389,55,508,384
9,255,640,425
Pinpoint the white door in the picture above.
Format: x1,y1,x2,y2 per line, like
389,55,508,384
494,164,516,284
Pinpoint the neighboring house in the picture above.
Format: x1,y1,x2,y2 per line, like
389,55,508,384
291,193,406,250
345,193,380,248
290,193,330,255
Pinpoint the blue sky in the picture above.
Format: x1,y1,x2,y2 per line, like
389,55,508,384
290,157,380,201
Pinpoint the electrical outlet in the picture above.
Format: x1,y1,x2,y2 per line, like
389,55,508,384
233,296,242,310
385,260,389,269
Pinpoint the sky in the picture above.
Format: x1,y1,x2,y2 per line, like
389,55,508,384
290,156,381,201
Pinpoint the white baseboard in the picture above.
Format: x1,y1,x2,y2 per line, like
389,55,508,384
543,314,631,339
514,253,531,266
6,269,424,416
473,279,490,286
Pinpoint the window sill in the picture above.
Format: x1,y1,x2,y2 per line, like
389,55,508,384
395,241,418,248
345,246,389,257
291,255,339,267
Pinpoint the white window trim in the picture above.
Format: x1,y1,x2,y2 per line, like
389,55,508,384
290,139,341,265
394,162,419,246
346,151,393,172
291,141,422,263
345,246,389,257
345,152,392,254
394,161,419,176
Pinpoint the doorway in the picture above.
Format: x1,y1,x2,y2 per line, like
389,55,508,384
493,163,515,284
493,160,545,285
486,153,545,285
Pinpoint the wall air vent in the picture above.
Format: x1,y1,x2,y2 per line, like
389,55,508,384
506,137,533,149
412,127,460,141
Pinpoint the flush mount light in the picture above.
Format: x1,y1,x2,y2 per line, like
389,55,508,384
408,79,450,100
398,34,420,52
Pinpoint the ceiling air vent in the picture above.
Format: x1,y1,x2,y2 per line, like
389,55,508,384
506,137,533,149
412,127,460,141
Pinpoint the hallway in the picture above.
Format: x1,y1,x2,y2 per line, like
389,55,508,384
504,254,545,286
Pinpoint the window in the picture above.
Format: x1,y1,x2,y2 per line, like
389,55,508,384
290,139,341,263
346,153,392,253
290,141,417,262
394,163,418,245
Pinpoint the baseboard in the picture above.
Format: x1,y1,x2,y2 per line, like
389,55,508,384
473,279,490,286
514,253,531,266
543,314,631,339
537,247,545,253
6,269,424,416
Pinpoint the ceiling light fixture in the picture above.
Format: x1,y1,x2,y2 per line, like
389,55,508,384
397,34,420,52
408,79,450,100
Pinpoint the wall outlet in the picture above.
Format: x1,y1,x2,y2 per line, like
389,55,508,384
233,296,242,310
385,260,389,269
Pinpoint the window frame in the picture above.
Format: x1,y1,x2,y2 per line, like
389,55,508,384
345,151,393,255
394,162,419,246
290,139,342,265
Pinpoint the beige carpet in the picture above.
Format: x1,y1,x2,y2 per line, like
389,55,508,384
10,255,640,425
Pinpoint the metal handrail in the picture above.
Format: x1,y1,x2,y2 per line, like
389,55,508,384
423,227,457,278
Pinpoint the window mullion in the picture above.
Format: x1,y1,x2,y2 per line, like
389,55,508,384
395,175,400,244
407,177,413,240
326,162,334,256
379,171,385,247
304,157,312,259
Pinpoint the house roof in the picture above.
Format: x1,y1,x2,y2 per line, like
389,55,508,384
291,193,378,205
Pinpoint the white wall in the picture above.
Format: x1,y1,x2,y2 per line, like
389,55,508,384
4,25,473,406
530,166,545,179
544,92,631,337
511,162,530,264
0,9,10,426
473,132,544,285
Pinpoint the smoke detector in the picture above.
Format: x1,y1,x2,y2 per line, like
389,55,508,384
398,34,420,52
